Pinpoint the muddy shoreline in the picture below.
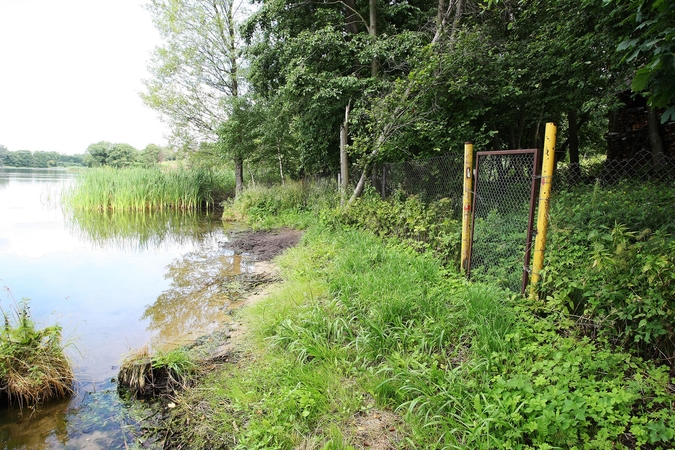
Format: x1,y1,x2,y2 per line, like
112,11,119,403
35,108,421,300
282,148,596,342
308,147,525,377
119,228,303,445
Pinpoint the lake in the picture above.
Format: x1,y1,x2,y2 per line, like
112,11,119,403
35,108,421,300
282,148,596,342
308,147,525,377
0,167,245,448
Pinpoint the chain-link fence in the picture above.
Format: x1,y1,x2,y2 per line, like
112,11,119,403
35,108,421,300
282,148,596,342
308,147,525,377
554,151,675,188
379,154,465,218
372,148,674,293
468,150,539,293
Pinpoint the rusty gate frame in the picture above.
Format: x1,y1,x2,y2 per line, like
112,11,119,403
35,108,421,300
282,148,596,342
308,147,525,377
467,148,541,294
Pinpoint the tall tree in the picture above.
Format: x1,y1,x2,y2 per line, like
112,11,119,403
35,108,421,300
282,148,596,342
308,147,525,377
609,0,675,122
142,0,245,192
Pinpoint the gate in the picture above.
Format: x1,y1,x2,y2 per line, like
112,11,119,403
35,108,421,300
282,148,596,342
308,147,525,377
468,149,540,293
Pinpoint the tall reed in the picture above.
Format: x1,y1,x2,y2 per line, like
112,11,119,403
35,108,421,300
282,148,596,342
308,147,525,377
64,167,235,211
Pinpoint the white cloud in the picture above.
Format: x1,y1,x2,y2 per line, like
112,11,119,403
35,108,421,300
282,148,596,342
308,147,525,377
0,0,169,154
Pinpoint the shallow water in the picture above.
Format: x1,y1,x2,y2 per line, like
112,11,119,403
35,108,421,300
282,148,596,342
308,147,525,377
0,167,246,448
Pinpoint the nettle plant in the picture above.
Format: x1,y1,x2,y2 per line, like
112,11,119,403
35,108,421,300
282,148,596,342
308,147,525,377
542,182,675,363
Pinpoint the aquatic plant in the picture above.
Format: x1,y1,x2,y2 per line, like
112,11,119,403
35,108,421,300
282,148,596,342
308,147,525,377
64,167,235,211
0,297,74,410
118,346,197,398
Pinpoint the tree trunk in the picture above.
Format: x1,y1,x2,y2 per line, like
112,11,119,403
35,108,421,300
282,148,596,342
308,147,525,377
234,156,244,195
348,0,461,204
568,109,581,179
277,146,285,185
370,0,378,77
340,104,350,203
648,106,666,169
490,122,501,151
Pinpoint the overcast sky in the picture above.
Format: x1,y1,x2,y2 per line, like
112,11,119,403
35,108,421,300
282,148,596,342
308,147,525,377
0,0,169,155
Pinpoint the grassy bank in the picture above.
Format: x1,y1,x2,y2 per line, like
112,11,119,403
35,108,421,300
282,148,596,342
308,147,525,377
153,184,675,449
64,167,235,211
0,299,73,409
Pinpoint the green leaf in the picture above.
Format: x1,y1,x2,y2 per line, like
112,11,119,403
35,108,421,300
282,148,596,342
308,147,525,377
632,67,653,92
617,38,639,51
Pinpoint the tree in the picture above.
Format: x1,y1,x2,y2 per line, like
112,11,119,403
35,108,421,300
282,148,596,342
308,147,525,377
83,141,138,168
140,144,164,167
609,0,675,122
84,141,112,167
244,0,437,176
107,144,139,168
142,0,245,192
0,145,8,166
217,97,258,189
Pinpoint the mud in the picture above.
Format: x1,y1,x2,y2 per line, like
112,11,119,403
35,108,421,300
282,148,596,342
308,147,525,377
226,228,303,261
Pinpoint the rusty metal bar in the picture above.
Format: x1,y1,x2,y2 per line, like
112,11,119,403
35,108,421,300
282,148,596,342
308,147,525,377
521,148,542,295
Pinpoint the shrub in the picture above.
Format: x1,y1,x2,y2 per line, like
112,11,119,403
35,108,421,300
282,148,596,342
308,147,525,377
335,190,461,266
543,180,675,363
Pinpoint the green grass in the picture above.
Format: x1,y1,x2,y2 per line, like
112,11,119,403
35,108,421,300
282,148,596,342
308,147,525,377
64,166,235,211
159,223,675,449
222,179,339,229
0,298,74,410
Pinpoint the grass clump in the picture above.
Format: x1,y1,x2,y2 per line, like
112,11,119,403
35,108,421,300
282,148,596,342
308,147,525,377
65,166,235,211
0,298,74,410
118,346,198,398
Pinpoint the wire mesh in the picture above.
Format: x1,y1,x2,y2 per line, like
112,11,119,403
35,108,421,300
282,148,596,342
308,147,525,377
554,152,675,188
379,154,465,219
469,150,538,292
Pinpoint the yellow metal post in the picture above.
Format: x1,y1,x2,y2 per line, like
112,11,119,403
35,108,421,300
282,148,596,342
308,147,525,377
530,122,558,296
460,142,474,273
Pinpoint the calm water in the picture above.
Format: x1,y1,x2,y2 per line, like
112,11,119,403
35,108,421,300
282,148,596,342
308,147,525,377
0,167,246,448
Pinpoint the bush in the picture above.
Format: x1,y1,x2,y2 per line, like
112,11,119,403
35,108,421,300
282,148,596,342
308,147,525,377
335,189,461,267
222,179,339,228
543,181,675,363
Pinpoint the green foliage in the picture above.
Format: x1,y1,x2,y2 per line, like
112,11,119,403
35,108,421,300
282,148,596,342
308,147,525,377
543,181,675,362
65,166,235,211
608,0,675,121
83,141,140,168
222,180,339,229
335,189,461,266
151,348,196,378
0,297,74,409
0,148,83,168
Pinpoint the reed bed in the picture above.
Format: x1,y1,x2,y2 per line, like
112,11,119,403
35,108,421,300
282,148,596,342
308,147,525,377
64,167,235,211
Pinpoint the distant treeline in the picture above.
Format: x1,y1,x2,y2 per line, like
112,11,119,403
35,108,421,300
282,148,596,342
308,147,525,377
0,145,84,168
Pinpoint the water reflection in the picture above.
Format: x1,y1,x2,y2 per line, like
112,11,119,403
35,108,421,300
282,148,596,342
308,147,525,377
143,248,252,348
66,209,223,252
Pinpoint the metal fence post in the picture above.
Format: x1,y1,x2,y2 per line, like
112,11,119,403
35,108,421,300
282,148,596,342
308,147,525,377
461,142,473,273
530,122,558,296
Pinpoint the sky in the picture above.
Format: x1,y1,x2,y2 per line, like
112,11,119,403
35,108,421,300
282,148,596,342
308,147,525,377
0,0,169,155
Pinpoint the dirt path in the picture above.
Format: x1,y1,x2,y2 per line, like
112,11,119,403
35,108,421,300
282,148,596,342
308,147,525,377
226,228,302,261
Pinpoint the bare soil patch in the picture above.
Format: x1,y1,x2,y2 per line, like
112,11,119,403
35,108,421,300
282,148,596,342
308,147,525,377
225,228,302,261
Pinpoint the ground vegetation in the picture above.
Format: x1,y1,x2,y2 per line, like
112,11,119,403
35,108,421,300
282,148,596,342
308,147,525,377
139,181,675,448
64,166,235,211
